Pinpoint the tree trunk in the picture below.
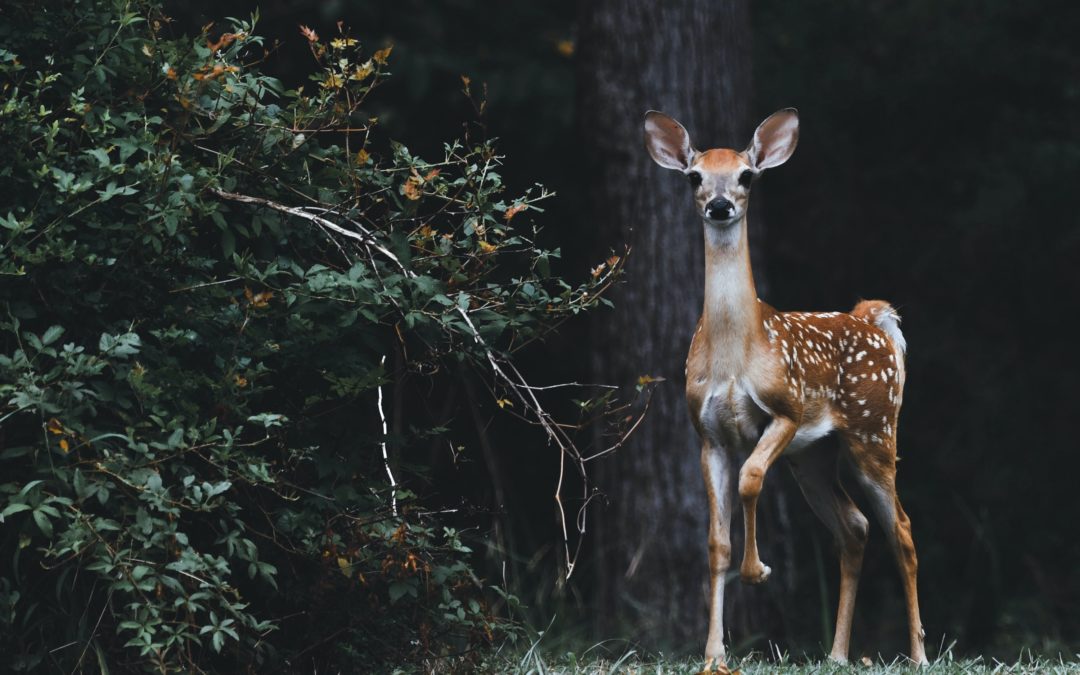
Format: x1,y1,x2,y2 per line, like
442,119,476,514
578,0,794,651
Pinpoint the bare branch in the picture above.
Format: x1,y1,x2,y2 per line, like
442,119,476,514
377,355,398,516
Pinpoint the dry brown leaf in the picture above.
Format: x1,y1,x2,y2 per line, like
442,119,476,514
403,175,423,201
504,203,527,221
373,45,393,65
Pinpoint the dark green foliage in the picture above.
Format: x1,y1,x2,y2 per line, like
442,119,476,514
0,1,616,670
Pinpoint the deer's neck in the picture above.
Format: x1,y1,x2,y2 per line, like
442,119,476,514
700,217,764,374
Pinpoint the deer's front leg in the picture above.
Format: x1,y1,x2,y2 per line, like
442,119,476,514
701,443,735,662
738,416,797,584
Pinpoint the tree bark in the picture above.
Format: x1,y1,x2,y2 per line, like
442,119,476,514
578,0,794,650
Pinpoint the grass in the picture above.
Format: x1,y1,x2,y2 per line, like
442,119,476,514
480,641,1080,674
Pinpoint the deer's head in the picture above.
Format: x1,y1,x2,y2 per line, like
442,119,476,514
644,109,799,226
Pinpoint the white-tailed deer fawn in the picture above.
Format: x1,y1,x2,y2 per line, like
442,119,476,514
644,109,927,666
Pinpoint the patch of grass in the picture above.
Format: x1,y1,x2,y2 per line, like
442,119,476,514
483,642,1080,674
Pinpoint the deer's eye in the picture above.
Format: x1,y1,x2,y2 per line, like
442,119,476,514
738,170,754,188
687,171,703,188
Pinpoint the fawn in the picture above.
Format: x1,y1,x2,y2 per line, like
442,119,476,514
643,108,927,666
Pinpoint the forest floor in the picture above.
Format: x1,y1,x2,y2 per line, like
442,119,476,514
487,650,1080,674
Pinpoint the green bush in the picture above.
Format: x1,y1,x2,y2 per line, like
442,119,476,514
0,1,618,670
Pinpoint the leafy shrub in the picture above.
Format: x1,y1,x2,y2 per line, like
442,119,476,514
0,1,619,670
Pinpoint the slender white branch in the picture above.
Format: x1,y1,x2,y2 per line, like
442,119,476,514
209,189,410,277
377,355,397,516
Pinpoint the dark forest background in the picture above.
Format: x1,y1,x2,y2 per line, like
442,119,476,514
127,0,1080,661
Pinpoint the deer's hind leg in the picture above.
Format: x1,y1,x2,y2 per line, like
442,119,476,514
788,443,869,663
845,432,929,666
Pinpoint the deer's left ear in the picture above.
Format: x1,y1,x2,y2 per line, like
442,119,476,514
748,108,799,170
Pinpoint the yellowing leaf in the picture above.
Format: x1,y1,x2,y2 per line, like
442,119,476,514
250,291,273,308
321,72,344,89
234,374,248,388
350,61,374,80
47,418,65,435
637,374,662,386
555,40,574,57
330,37,358,49
299,24,319,43
478,240,497,254
373,45,393,65
59,438,70,453
355,148,369,164
336,556,351,577
496,398,513,409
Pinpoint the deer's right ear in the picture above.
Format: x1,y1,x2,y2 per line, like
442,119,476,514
644,111,694,170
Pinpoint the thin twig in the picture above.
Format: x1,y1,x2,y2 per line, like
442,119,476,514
169,277,242,293
70,588,112,675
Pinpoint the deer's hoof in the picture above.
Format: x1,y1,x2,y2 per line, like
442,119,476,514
740,561,771,584
697,657,732,675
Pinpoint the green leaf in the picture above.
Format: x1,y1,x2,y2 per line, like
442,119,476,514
388,580,417,604
166,427,184,449
41,325,64,345
221,229,236,258
19,480,44,496
0,503,32,518
32,509,53,538
99,332,141,357
73,469,91,499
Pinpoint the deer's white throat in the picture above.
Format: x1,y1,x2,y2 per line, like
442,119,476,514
701,216,762,376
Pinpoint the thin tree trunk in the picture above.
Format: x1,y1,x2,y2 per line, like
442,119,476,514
578,0,793,650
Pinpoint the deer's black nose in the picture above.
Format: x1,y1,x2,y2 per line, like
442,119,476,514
705,198,734,220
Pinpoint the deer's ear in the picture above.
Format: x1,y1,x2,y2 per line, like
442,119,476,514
748,108,799,170
644,111,694,170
